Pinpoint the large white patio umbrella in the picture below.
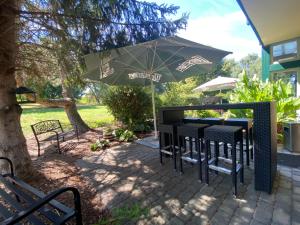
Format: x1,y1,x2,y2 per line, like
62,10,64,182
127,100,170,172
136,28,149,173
84,36,231,138
193,76,239,92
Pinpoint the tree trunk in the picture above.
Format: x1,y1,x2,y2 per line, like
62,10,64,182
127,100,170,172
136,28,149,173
60,62,90,134
0,0,34,179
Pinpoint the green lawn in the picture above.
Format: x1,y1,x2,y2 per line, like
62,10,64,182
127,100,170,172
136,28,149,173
21,104,114,136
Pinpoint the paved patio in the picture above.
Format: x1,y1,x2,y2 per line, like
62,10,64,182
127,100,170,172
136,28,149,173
74,142,300,225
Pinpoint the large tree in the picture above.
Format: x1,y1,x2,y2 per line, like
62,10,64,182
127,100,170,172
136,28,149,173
0,0,187,176
18,0,188,133
0,0,34,178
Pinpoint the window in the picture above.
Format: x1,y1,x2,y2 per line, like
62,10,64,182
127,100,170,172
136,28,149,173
272,40,298,62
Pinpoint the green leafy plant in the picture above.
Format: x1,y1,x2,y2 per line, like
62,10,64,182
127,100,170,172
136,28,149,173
226,71,300,142
103,86,152,131
94,203,149,225
113,128,136,142
90,139,110,151
226,71,300,123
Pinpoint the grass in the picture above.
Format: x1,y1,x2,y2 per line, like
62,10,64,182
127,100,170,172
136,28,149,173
94,203,149,225
21,103,114,136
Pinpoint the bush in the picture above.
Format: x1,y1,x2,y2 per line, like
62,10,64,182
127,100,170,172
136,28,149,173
103,86,152,131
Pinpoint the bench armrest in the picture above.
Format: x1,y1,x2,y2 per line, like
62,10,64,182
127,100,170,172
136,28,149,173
0,157,14,177
3,187,82,225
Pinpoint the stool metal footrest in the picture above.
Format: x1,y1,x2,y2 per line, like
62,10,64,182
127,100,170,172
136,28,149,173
208,164,242,175
160,149,173,155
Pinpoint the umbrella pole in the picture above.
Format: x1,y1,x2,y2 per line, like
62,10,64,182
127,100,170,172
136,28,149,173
151,80,158,139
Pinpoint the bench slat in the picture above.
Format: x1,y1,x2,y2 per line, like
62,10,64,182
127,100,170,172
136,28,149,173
0,202,22,225
6,176,72,214
0,187,45,225
0,176,68,223
0,202,13,219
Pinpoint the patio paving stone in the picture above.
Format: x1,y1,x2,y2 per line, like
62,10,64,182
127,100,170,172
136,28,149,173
74,142,297,224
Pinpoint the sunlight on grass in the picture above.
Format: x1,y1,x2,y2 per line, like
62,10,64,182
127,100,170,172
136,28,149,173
21,104,114,136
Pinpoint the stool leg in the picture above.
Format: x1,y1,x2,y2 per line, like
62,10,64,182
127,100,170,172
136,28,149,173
250,127,254,160
214,141,219,174
239,139,244,183
201,139,205,153
159,132,163,164
171,134,177,171
189,137,193,160
245,129,250,166
196,138,202,181
232,143,237,196
205,140,210,184
224,143,228,158
178,135,183,174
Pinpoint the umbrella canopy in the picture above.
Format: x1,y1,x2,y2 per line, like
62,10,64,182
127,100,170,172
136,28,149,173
193,76,239,92
84,36,231,137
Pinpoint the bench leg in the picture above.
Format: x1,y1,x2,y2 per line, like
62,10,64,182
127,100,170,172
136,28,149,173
37,142,41,157
56,133,61,154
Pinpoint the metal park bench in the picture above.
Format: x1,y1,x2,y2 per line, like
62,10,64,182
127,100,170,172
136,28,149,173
0,157,82,225
31,120,79,156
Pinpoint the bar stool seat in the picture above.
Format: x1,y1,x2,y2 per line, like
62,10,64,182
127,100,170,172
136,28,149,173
204,125,244,196
224,118,253,166
177,123,209,181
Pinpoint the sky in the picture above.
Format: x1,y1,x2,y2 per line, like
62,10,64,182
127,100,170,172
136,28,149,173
146,0,261,60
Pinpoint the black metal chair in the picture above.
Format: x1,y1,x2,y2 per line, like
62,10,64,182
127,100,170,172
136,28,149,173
224,118,253,166
177,123,209,181
158,123,180,171
204,125,244,196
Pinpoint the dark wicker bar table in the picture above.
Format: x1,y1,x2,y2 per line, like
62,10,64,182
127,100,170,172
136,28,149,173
159,102,277,194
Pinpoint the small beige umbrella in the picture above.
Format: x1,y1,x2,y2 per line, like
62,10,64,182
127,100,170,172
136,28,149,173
193,76,239,92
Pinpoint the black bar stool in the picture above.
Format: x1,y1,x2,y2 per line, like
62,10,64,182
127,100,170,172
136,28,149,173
204,125,244,196
224,118,253,166
177,123,210,181
158,123,180,171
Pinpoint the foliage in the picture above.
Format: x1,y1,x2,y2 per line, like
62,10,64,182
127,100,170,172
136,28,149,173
160,77,202,106
94,203,149,225
19,0,188,97
90,139,110,151
103,86,152,130
21,104,114,136
196,110,221,118
226,71,300,123
119,130,136,142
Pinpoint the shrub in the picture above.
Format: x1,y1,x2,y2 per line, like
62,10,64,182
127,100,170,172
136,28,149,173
103,86,152,131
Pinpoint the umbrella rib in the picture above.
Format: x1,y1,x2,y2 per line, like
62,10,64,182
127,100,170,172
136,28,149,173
122,47,148,71
113,59,145,73
154,46,185,70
